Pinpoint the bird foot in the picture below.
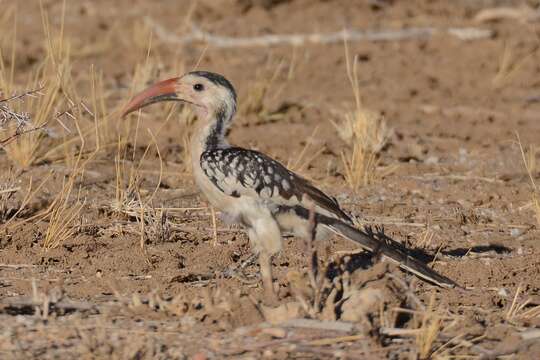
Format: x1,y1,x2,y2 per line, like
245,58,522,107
262,283,279,307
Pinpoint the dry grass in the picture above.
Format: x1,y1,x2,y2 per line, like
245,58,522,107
239,56,291,124
286,126,326,176
492,41,539,89
42,174,84,250
112,126,164,215
0,168,18,222
331,43,391,191
416,227,436,250
415,294,443,359
0,2,74,167
506,283,540,324
517,134,540,226
42,125,89,250
112,26,167,217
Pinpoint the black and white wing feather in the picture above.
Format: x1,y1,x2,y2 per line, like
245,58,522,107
200,147,457,288
200,147,352,223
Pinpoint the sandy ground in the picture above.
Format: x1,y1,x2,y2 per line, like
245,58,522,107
0,0,540,358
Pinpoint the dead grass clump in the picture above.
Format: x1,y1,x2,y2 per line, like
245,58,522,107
332,45,391,190
112,125,164,228
0,2,75,167
144,207,172,244
42,175,84,250
414,294,444,359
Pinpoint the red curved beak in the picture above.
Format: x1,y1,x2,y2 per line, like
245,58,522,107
121,77,181,117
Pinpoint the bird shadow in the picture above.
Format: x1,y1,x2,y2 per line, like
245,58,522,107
443,244,512,257
327,225,513,279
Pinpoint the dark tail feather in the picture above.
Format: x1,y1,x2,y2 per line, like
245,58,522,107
323,220,457,288
284,205,458,288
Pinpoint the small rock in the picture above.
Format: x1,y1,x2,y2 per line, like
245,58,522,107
261,327,287,338
425,156,439,165
510,228,521,237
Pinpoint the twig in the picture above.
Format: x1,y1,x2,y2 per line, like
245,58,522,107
0,86,45,103
306,334,364,346
474,6,540,23
0,187,20,194
0,264,37,269
145,18,493,48
380,327,421,337
279,318,357,332
0,124,49,148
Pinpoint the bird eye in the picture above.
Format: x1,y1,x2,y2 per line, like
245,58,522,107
193,83,204,91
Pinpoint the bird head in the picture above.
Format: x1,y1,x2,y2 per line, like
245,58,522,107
122,71,237,120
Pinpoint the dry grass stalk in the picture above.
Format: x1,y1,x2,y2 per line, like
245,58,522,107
415,293,443,359
0,1,102,168
0,172,52,235
0,2,73,167
113,31,164,216
492,42,539,88
144,207,172,244
0,169,18,223
506,283,540,323
415,225,437,251
42,130,86,251
332,44,391,190
112,127,164,226
239,58,288,124
517,134,540,226
112,143,143,217
286,126,325,175
42,176,84,250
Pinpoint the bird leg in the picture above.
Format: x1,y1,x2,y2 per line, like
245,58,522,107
258,251,278,304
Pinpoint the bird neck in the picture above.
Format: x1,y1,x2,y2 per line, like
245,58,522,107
190,104,235,165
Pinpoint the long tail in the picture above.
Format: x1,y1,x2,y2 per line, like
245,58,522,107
286,206,458,288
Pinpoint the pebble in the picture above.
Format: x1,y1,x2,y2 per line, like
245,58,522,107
510,228,521,237
425,156,439,165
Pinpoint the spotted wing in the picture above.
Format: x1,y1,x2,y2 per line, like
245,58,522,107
200,147,352,223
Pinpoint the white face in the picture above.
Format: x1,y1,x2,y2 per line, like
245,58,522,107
175,74,235,118
122,72,237,121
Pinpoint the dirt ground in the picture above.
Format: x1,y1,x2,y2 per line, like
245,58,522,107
1,0,540,359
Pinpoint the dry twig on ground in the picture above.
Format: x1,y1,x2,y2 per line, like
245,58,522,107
145,18,493,48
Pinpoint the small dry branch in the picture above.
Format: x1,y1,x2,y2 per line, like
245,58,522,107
146,18,493,48
0,87,49,147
